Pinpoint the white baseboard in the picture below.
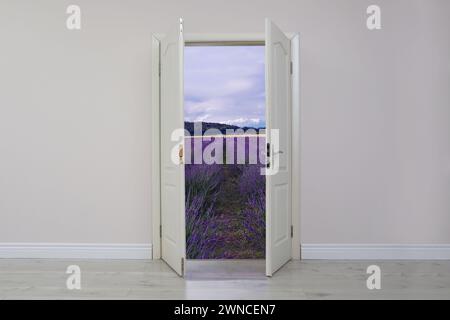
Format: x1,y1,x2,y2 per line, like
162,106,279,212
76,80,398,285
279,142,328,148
3,243,448,260
301,244,450,260
0,243,152,259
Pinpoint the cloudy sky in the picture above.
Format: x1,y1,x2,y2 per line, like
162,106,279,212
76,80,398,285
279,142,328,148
184,46,265,128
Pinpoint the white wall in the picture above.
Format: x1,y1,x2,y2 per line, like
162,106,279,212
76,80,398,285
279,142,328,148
0,0,449,248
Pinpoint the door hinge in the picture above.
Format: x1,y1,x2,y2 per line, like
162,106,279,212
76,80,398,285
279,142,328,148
290,61,293,75
291,225,294,238
158,62,161,76
159,225,162,238
181,257,185,275
266,142,271,168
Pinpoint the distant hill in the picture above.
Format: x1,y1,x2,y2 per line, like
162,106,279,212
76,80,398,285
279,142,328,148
184,121,265,136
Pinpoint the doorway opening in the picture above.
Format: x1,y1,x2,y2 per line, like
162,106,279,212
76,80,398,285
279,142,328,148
184,44,266,260
152,22,300,277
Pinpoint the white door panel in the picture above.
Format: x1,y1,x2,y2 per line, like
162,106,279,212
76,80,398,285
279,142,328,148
265,19,292,277
160,19,185,276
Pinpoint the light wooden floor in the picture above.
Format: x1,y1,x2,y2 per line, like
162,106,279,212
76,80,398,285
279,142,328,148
0,259,449,299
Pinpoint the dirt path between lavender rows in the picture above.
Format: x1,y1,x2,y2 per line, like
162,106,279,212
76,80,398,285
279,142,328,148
211,165,265,259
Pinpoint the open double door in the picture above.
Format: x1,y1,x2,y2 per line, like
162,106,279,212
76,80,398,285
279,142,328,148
160,19,292,277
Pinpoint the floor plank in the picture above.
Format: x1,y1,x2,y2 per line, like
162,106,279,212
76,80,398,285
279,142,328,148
0,259,449,299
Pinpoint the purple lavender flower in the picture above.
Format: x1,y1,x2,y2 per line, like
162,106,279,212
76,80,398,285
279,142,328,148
241,188,266,253
239,165,266,197
185,193,223,259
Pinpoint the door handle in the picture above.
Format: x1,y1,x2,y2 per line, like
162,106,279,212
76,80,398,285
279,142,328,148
179,145,184,164
274,150,284,155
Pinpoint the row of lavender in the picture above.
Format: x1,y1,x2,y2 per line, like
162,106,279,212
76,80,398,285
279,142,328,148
184,136,266,165
185,136,266,259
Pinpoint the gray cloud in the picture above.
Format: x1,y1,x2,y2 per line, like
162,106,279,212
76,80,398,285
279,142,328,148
185,46,265,128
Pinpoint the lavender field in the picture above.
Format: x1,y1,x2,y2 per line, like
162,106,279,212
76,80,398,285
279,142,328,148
185,136,266,259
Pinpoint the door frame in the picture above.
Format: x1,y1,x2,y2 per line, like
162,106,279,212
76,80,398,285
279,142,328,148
151,33,301,260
